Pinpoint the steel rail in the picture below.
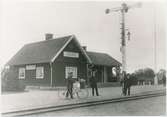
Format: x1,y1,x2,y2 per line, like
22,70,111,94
2,90,166,117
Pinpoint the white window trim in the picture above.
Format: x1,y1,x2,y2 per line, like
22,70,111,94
19,68,25,79
65,66,77,79
36,67,44,79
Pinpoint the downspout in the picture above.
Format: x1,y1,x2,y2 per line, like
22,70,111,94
103,66,105,83
86,63,89,85
50,62,53,87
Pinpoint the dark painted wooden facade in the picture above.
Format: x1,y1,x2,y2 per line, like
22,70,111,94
88,65,119,83
6,35,121,87
12,63,51,86
11,39,88,86
52,39,87,86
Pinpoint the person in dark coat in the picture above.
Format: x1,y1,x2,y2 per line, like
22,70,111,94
89,70,99,96
66,72,74,99
162,74,166,86
124,73,132,96
121,71,126,95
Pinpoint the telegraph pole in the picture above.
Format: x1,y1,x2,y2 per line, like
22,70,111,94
105,2,141,73
120,3,127,72
153,2,158,85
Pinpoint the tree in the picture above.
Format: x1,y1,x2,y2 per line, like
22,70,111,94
143,68,155,79
132,68,155,85
134,69,144,78
134,68,155,80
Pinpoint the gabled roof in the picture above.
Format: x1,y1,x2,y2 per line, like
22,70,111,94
86,51,121,66
7,35,71,65
6,35,121,67
7,35,91,66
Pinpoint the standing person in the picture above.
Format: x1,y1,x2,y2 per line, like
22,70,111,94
89,69,99,96
124,73,132,96
66,72,74,99
162,74,166,87
121,71,126,95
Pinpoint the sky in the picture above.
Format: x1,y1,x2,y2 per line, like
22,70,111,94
0,0,166,73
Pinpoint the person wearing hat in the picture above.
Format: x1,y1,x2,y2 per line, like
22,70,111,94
124,73,132,96
66,72,74,99
89,69,99,96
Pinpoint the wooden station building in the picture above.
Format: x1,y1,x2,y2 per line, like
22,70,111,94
6,34,121,87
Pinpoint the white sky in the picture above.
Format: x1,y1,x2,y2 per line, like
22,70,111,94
0,0,166,73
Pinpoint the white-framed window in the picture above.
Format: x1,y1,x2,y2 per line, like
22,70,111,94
19,68,25,79
36,67,44,79
65,66,77,79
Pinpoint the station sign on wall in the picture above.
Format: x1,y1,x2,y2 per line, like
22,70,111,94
26,65,36,70
63,51,79,58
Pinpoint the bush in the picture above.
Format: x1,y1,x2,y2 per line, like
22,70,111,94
1,69,25,92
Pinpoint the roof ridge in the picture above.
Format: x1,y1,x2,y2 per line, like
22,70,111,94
87,51,107,54
88,51,117,59
25,35,73,46
87,51,121,65
6,34,74,66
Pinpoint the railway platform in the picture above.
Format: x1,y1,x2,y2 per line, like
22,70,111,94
1,85,166,114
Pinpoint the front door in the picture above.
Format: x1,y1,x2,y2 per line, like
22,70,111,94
25,70,36,84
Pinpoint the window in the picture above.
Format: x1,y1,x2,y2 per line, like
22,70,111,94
65,66,77,79
19,68,25,79
36,67,44,79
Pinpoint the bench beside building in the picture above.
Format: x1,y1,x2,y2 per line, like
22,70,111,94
6,34,121,87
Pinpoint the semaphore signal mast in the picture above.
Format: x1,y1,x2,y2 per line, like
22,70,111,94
105,2,142,73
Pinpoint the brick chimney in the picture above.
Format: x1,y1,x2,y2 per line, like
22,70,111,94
45,33,53,40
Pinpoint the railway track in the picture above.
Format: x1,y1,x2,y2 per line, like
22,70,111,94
2,90,166,117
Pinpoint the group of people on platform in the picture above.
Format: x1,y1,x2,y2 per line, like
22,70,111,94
65,69,99,99
65,69,137,99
